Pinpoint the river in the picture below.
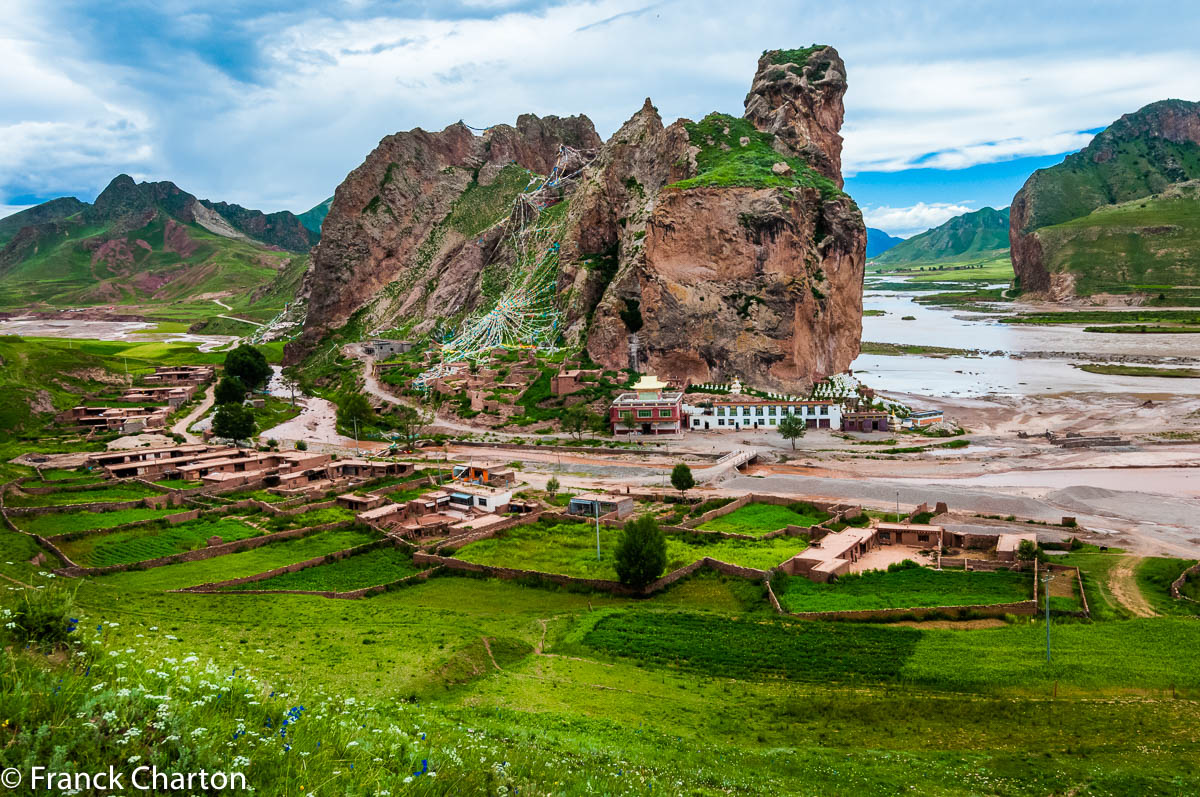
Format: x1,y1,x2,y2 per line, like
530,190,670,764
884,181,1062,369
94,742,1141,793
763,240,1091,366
852,287,1200,397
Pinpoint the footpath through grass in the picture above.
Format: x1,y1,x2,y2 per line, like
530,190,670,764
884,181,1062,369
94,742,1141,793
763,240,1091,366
697,502,830,535
222,546,419,592
776,564,1031,613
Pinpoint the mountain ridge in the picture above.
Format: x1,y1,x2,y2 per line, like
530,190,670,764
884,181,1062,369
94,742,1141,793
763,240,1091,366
874,206,1009,266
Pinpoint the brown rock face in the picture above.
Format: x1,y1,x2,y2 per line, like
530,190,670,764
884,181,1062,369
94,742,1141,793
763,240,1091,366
288,116,600,360
743,46,848,187
577,46,864,391
292,47,864,392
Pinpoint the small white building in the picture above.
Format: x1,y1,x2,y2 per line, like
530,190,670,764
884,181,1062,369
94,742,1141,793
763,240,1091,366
686,397,842,431
447,483,513,513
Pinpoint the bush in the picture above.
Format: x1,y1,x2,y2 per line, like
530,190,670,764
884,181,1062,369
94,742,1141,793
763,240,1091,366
295,440,308,451
546,476,560,495
614,515,667,590
3,584,78,650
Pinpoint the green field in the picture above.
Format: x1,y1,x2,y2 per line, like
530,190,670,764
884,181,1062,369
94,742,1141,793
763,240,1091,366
775,564,1031,613
3,481,161,507
1079,363,1200,378
696,502,830,535
1136,557,1200,617
860,341,976,357
11,506,184,535
58,514,268,567
664,533,808,571
222,546,419,592
260,505,355,531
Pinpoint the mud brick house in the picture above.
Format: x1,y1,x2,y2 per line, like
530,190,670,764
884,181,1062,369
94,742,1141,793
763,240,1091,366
63,405,169,433
88,444,234,479
452,461,516,487
121,385,196,407
783,527,880,582
143,365,215,387
568,493,634,519
327,459,414,481
609,375,684,436
363,339,412,358
178,450,332,487
551,369,599,396
876,522,943,548
842,410,890,433
687,398,841,431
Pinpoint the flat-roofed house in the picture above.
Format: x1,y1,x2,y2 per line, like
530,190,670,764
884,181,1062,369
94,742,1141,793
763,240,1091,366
609,375,684,436
567,493,634,519
688,398,841,431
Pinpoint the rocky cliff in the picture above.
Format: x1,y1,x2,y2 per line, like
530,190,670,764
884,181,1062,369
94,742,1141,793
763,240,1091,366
291,46,865,391
1010,99,1200,297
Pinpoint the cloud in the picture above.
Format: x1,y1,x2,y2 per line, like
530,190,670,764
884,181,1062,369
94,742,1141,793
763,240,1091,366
0,204,35,221
862,202,976,238
3,0,1199,214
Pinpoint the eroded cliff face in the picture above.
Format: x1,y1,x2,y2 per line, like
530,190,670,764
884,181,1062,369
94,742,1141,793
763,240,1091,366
574,46,864,391
289,116,599,359
291,46,865,391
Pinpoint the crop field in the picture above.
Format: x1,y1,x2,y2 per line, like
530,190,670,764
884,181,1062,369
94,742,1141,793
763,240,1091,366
455,519,623,579
664,533,807,571
222,546,420,592
59,515,267,567
261,505,355,531
696,502,831,535
3,481,161,507
10,506,183,535
775,565,1031,613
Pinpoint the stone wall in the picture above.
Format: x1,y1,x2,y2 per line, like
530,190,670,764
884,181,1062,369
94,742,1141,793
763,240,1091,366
1170,561,1200,602
780,599,1038,622
4,492,182,517
180,537,397,592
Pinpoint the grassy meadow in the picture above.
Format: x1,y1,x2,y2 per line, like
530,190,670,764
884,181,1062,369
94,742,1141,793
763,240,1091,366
221,546,419,592
696,501,830,534
775,564,1031,613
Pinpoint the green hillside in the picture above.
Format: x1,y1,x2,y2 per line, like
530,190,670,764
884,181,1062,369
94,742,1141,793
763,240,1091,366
1033,181,1200,295
873,206,1010,267
298,196,333,233
0,176,313,325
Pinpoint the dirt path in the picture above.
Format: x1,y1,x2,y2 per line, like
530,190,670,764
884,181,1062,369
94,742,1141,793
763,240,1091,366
1108,556,1158,618
481,636,501,670
172,383,215,444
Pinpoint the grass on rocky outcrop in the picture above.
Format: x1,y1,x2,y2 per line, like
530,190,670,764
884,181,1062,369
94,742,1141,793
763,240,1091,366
668,113,841,195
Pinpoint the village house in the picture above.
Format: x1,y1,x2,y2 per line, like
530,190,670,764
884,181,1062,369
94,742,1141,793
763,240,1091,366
551,369,599,396
875,522,943,548
142,365,215,387
783,527,880,582
120,385,196,408
363,339,413,358
88,444,235,479
842,410,890,433
567,493,634,519
609,375,684,436
62,405,169,433
452,461,516,487
686,398,842,431
904,409,945,429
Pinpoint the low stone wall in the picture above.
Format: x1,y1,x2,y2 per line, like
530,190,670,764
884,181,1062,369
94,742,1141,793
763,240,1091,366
53,521,356,578
1170,561,1200,603
412,552,766,597
43,509,204,545
780,599,1038,622
3,492,186,517
435,511,547,554
449,440,718,459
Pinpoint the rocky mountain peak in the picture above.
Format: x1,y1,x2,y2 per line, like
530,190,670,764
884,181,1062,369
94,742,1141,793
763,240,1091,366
744,45,848,187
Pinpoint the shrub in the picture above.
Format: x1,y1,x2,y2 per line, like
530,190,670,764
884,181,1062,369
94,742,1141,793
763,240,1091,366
3,584,78,650
671,463,694,498
614,515,667,590
295,440,308,451
546,476,560,495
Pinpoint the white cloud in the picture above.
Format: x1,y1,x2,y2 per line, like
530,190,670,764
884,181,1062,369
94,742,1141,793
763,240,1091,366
0,204,35,221
862,202,976,238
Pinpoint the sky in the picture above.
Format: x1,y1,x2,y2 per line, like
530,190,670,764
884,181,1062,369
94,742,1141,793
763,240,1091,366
2,0,1198,237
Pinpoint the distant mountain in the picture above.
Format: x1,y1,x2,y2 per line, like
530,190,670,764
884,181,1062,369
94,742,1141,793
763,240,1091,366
873,206,1010,266
298,197,333,234
1011,99,1200,298
0,174,313,314
866,227,903,258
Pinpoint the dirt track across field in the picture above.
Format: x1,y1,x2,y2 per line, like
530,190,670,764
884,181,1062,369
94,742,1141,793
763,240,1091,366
1107,556,1158,618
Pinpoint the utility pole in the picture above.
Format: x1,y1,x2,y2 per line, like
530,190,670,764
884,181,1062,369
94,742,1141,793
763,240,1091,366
353,418,360,457
595,498,601,561
1042,570,1053,663
895,489,900,521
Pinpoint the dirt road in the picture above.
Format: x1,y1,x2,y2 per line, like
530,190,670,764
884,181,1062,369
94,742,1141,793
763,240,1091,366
172,384,215,443
1107,556,1158,618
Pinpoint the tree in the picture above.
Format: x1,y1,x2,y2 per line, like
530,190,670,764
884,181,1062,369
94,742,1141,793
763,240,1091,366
392,404,431,452
670,462,694,499
561,405,596,441
212,403,256,444
1017,539,1041,562
777,413,808,450
613,515,667,590
337,392,375,433
224,344,271,390
214,375,246,405
546,476,560,495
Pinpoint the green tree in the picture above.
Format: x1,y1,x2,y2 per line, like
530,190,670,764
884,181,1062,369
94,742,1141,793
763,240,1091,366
670,462,694,499
224,344,271,390
1017,539,1041,561
214,375,246,405
337,392,375,433
777,413,807,450
546,476,560,496
613,514,667,590
561,405,596,441
212,403,256,444
392,404,431,451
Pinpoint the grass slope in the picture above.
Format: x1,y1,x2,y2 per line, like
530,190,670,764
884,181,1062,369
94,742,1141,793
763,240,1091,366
696,502,830,535
776,565,1031,613
222,546,419,592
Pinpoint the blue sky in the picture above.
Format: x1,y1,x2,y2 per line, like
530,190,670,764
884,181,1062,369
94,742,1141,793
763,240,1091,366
2,1,1197,236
